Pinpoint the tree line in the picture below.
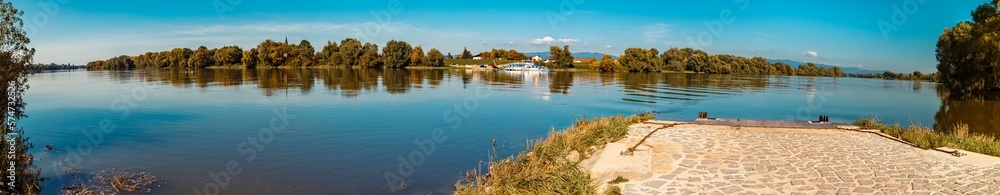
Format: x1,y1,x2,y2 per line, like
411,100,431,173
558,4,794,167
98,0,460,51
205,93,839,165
87,38,446,70
598,47,844,77
28,63,86,72
846,71,938,82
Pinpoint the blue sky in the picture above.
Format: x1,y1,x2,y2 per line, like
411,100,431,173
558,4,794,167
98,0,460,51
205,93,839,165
13,0,984,72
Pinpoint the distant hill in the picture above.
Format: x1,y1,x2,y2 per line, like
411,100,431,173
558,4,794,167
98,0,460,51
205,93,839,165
767,59,885,74
523,52,616,60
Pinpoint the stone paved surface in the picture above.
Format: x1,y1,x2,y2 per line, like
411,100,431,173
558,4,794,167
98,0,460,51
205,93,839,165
606,122,1000,195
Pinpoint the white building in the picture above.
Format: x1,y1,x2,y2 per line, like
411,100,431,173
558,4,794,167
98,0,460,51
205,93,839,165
472,54,483,60
531,55,543,61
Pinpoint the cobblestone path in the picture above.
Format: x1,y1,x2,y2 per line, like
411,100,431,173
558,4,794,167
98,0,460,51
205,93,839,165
610,123,1000,195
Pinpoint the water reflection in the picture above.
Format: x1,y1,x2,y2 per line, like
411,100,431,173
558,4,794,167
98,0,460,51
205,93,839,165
92,69,784,111
89,69,1000,138
32,69,1000,194
934,87,1000,137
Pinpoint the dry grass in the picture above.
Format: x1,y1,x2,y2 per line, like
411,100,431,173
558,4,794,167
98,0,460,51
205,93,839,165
454,113,653,195
854,117,1000,157
61,168,158,195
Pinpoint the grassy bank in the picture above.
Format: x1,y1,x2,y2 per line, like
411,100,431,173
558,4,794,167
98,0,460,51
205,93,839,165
454,113,652,194
853,117,1000,157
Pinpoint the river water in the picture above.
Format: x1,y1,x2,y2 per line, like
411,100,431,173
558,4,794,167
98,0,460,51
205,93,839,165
21,69,998,194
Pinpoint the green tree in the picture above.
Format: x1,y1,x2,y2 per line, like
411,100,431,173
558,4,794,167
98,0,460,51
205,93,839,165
686,50,709,73
242,48,258,68
317,41,339,66
189,46,214,68
0,1,42,193
660,47,689,72
255,39,282,67
594,54,621,72
298,39,316,67
383,40,412,68
937,0,1000,94
166,48,193,68
425,48,445,67
339,38,363,67
461,47,472,59
359,42,381,68
214,45,243,66
619,48,650,72
548,45,574,69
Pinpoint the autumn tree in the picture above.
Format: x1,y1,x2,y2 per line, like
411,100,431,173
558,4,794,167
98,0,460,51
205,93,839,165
411,46,425,66
594,54,621,72
506,50,527,60
242,48,258,68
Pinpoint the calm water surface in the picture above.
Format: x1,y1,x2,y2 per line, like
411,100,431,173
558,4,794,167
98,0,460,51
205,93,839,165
22,69,998,194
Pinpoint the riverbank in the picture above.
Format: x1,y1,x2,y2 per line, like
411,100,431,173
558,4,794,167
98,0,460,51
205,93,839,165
453,113,653,194
456,116,1000,194
853,117,1000,157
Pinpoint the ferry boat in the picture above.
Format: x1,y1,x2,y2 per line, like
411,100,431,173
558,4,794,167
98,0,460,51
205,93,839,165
501,61,551,71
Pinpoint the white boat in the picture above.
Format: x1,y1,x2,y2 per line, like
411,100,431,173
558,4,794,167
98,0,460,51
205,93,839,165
501,61,551,71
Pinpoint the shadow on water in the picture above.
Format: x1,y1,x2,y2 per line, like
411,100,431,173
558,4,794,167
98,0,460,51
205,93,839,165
934,86,1000,138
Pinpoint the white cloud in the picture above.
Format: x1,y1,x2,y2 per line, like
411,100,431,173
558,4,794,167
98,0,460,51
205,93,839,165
805,51,819,58
604,45,613,49
507,41,515,45
558,38,578,45
643,23,670,43
529,36,556,45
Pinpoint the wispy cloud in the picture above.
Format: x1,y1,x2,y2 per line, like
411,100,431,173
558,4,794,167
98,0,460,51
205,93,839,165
172,22,366,35
528,36,579,46
643,23,671,44
558,38,578,45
